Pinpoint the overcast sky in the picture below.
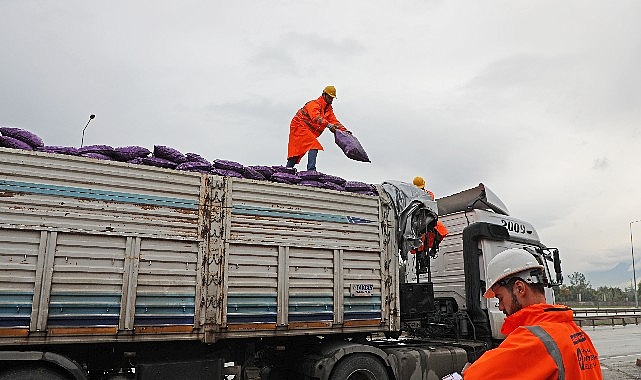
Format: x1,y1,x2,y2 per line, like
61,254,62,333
2,1,640,288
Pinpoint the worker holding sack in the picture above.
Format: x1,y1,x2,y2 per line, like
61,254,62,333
286,86,348,171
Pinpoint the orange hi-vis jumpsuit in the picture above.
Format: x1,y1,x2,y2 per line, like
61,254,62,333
464,303,602,379
287,95,345,163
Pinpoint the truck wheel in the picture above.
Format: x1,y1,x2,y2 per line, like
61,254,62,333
329,354,389,380
0,365,70,380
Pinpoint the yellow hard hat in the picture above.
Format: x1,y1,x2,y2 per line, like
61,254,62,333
323,85,337,98
413,176,425,189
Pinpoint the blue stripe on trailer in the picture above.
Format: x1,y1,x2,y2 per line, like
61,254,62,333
0,292,34,328
134,294,196,326
289,295,333,321
48,293,121,327
232,205,373,224
344,295,382,320
0,179,198,209
227,294,277,323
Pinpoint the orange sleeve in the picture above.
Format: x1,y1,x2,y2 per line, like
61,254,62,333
464,329,558,379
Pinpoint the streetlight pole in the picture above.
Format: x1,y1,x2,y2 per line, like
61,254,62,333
630,220,640,308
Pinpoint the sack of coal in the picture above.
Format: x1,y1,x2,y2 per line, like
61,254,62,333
334,130,370,163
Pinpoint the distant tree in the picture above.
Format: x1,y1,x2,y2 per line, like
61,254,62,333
567,271,596,301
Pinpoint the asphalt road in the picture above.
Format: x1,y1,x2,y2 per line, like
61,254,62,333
584,323,641,379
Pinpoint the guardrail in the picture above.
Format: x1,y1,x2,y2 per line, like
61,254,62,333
573,308,641,327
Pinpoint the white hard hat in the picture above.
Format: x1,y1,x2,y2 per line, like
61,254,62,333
483,248,545,298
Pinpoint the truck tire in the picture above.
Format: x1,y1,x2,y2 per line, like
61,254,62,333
0,365,71,380
329,354,389,380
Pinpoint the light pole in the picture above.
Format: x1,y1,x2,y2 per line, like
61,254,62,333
630,220,640,308
81,114,95,148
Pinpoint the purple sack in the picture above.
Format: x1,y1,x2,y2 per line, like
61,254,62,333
298,170,322,180
270,172,301,184
113,146,151,161
185,153,210,165
127,157,145,165
211,168,244,178
0,136,33,150
334,130,371,163
242,166,266,180
344,181,372,192
81,152,112,160
271,166,297,175
79,145,115,157
248,165,275,178
322,182,345,191
319,174,346,186
213,159,244,171
37,146,80,156
0,127,44,148
153,145,188,164
142,156,178,169
176,161,212,171
298,180,325,188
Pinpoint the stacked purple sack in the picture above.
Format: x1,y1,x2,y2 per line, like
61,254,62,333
113,146,151,162
37,146,80,156
212,159,244,178
0,127,45,151
78,145,115,161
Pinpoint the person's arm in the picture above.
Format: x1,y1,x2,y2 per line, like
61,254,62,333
325,107,347,132
463,329,557,379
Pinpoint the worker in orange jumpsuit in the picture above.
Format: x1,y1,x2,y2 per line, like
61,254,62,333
463,248,602,379
286,86,348,171
411,176,448,254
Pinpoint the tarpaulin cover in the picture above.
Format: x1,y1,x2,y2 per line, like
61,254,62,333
0,136,33,150
334,130,371,163
154,145,187,164
381,180,439,257
0,127,44,148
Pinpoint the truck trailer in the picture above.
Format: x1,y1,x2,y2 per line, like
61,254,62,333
0,147,562,379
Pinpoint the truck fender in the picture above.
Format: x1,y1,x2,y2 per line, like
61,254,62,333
302,341,390,380
0,351,87,380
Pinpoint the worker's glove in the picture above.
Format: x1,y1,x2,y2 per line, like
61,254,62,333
327,124,337,132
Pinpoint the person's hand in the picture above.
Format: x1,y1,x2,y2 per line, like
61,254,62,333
327,124,336,132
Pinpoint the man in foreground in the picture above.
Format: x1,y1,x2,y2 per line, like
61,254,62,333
463,248,602,379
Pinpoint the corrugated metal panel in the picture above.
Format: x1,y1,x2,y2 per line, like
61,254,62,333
225,244,278,324
0,149,201,239
134,238,198,327
343,250,383,321
47,233,126,327
227,179,381,250
0,229,40,328
288,247,334,322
